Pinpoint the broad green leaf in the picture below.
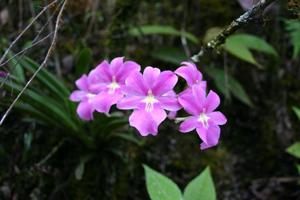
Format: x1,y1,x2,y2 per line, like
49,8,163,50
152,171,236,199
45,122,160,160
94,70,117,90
286,142,300,159
224,34,278,67
76,47,93,76
143,165,182,200
205,68,253,107
292,106,300,120
183,167,216,200
129,25,198,44
151,47,188,65
285,20,300,59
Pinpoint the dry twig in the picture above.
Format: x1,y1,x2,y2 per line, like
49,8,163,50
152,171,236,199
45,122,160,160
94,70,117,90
191,0,277,62
0,0,68,126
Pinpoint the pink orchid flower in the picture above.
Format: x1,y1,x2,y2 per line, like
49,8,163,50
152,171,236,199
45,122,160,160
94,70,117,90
117,67,181,136
70,57,140,120
175,61,206,91
178,84,227,150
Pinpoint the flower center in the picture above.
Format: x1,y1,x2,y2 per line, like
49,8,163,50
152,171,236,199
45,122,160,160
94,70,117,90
107,76,120,94
141,90,159,112
198,112,210,129
86,93,96,103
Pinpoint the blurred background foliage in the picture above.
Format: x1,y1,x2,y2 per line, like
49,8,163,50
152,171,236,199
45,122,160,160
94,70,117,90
0,0,300,199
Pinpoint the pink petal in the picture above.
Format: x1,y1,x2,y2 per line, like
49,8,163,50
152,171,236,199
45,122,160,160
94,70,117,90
110,57,124,75
77,101,94,120
124,72,148,96
88,61,111,83
117,96,144,110
116,61,141,83
93,91,123,114
143,66,160,89
75,74,89,91
192,84,206,109
70,90,87,102
179,117,198,133
196,126,208,144
175,62,202,87
167,111,177,119
178,91,201,116
205,90,220,112
199,125,220,150
152,71,178,96
157,96,181,111
129,108,166,136
208,111,227,125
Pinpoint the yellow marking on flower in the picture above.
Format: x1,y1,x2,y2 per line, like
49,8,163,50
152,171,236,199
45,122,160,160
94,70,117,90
107,76,120,94
142,90,159,112
198,112,210,128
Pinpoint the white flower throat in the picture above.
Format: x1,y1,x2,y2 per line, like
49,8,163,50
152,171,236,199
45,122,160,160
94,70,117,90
198,112,210,128
142,90,159,112
107,76,120,94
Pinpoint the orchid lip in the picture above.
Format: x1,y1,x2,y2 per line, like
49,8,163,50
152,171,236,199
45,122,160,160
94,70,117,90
141,90,159,112
107,76,120,94
198,112,210,129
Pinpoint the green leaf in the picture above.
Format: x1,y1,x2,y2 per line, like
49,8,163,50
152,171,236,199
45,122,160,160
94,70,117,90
292,106,300,121
143,165,182,200
285,20,300,59
129,25,199,44
151,47,188,65
75,156,91,180
183,167,216,200
7,52,25,83
224,34,278,67
286,142,300,159
205,68,253,107
297,164,300,175
23,132,33,151
76,47,93,76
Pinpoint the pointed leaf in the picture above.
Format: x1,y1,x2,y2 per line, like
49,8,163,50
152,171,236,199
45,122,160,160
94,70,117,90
183,167,216,200
286,142,300,159
292,106,300,120
143,165,182,200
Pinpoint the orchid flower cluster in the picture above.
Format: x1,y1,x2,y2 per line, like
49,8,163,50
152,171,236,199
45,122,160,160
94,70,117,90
70,57,227,149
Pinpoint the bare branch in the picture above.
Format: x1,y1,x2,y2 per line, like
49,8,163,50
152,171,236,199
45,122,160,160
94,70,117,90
0,0,58,66
191,0,277,62
0,0,68,126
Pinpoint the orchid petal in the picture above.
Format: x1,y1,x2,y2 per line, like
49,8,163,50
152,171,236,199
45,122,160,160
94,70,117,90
129,108,166,136
124,72,148,96
117,96,144,110
93,91,123,113
178,91,201,116
116,61,141,82
75,74,89,91
152,71,178,96
70,91,87,102
179,117,198,133
199,125,220,150
88,60,111,83
208,111,227,125
205,90,220,112
143,67,160,89
77,101,93,120
110,57,124,75
157,96,181,111
175,62,202,86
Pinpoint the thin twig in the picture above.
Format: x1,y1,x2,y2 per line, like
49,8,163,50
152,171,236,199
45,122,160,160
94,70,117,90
0,0,58,66
191,0,277,62
0,0,68,126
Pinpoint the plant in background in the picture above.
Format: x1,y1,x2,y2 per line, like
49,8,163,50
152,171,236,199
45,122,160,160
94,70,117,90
144,165,216,200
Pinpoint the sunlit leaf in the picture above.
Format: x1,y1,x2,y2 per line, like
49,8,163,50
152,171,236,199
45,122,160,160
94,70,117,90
183,167,216,200
224,34,278,67
293,106,300,120
285,20,300,59
286,142,300,159
143,165,182,200
129,25,199,44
